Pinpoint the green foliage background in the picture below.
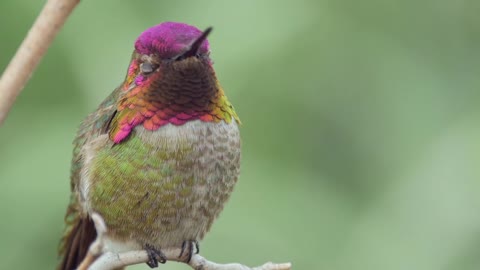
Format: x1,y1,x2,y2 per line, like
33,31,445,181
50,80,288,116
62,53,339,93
1,0,480,269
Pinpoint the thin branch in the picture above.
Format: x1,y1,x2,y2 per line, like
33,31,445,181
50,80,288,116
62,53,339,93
81,213,292,270
0,0,80,125
89,249,292,270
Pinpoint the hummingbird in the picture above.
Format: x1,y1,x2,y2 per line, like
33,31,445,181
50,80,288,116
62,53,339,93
57,22,241,270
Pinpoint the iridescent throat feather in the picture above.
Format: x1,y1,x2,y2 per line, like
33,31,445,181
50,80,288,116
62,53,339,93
109,57,239,143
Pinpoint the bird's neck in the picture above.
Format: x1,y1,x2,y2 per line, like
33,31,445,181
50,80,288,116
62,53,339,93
109,60,239,143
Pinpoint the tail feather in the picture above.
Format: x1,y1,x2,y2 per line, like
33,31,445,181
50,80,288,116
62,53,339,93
57,209,97,270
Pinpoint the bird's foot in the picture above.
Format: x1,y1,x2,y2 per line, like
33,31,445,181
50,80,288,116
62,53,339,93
179,240,199,262
144,244,167,268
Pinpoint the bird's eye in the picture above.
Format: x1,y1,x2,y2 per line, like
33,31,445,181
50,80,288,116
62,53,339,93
140,62,157,74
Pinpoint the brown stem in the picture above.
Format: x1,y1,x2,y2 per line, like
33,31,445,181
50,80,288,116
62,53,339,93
0,0,80,125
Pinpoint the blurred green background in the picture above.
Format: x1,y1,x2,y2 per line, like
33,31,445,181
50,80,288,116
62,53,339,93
1,0,480,269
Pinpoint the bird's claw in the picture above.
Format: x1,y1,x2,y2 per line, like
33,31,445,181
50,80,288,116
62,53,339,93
179,240,199,262
145,244,167,268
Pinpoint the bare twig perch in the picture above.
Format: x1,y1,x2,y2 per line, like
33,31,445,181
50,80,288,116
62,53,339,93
81,213,292,270
0,0,80,125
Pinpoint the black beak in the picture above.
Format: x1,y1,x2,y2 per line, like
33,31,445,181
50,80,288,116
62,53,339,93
176,27,213,60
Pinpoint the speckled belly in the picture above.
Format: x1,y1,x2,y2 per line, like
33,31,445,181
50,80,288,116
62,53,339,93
85,120,240,249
